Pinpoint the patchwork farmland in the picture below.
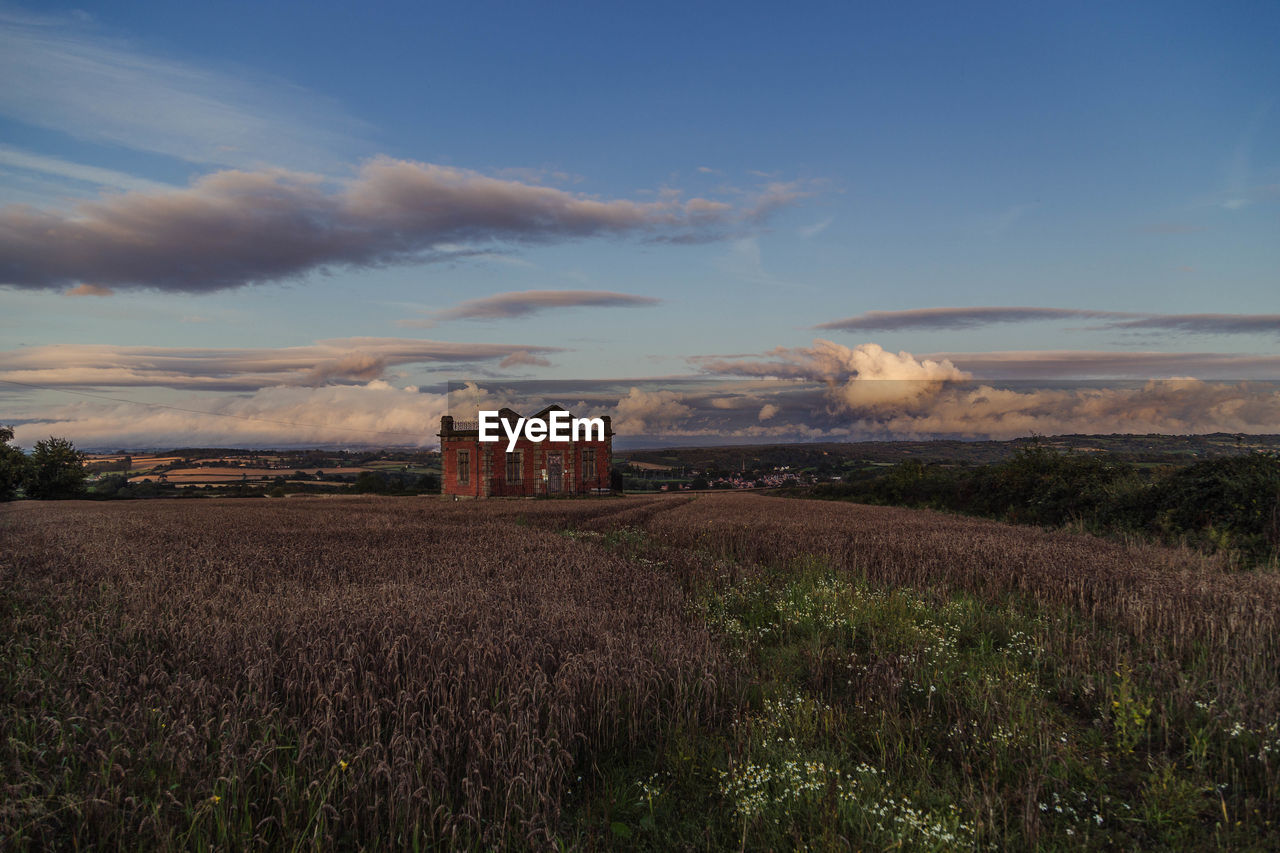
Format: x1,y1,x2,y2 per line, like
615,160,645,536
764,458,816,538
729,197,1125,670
3,493,1277,849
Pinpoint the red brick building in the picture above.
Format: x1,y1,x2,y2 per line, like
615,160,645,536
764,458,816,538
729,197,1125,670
439,405,614,498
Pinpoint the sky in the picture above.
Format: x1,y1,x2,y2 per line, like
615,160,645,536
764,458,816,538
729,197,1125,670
1,0,1277,448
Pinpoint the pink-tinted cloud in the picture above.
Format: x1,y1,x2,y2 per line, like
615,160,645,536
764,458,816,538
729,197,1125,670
0,337,563,391
0,157,792,293
930,349,1280,379
498,351,555,369
401,289,661,327
815,306,1127,332
64,283,113,297
816,306,1280,337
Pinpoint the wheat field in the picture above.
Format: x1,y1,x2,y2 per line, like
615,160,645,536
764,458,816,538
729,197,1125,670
3,494,1277,849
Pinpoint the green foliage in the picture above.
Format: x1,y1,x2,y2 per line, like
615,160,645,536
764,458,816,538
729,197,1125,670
810,447,1280,565
0,424,28,501
351,470,439,495
25,435,86,499
352,470,390,494
88,473,130,498
1153,455,1280,559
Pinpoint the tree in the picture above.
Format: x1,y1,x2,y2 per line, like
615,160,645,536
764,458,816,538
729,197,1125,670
0,425,28,501
26,436,86,499
353,471,390,494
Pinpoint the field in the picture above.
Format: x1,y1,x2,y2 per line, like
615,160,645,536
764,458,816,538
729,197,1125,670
3,494,1278,849
80,450,442,495
127,467,372,485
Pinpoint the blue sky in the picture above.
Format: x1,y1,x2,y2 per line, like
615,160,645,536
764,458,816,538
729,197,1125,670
1,1,1277,447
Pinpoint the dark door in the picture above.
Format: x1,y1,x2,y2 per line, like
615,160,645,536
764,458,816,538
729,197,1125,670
547,453,563,494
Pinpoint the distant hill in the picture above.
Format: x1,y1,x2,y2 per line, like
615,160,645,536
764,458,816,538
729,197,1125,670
620,433,1280,470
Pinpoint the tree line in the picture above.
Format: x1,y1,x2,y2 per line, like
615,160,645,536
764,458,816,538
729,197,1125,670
800,442,1280,565
1,427,88,500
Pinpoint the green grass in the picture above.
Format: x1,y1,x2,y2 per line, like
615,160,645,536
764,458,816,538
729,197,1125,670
562,530,1270,850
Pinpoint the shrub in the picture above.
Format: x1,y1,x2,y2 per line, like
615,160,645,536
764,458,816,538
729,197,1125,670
25,436,86,499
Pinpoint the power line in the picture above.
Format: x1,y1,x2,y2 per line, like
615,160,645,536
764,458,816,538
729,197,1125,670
0,377,428,440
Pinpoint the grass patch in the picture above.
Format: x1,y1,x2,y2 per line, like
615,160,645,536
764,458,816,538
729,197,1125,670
565,530,1264,849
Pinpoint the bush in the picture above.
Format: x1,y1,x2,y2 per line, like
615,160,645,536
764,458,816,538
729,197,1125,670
1153,454,1280,560
25,436,86,500
352,471,390,494
0,425,27,501
807,447,1280,565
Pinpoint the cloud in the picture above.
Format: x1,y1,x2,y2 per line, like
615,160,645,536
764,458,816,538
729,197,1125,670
498,351,554,369
1102,314,1280,336
816,306,1130,332
0,8,366,170
821,380,1280,440
19,369,1280,449
931,349,1280,379
612,387,692,433
693,340,968,415
448,371,1280,444
817,306,1280,337
64,283,113,297
684,340,1280,438
694,340,966,382
0,144,171,195
731,180,820,227
7,381,449,449
798,217,833,239
0,337,564,391
402,289,662,327
0,157,791,293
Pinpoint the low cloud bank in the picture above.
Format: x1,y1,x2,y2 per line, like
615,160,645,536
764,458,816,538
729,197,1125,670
7,340,1280,448
7,382,449,448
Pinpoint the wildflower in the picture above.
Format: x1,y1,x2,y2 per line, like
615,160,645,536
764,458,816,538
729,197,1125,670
210,794,221,804
339,759,350,772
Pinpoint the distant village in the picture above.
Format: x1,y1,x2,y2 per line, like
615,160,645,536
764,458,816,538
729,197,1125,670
71,431,1280,500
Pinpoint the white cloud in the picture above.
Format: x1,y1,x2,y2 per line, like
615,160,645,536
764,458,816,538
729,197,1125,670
8,381,448,448
612,387,692,433
798,217,832,238
0,144,171,194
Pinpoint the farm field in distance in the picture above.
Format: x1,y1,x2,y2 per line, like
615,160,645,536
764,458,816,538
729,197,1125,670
80,448,443,495
3,493,1278,850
